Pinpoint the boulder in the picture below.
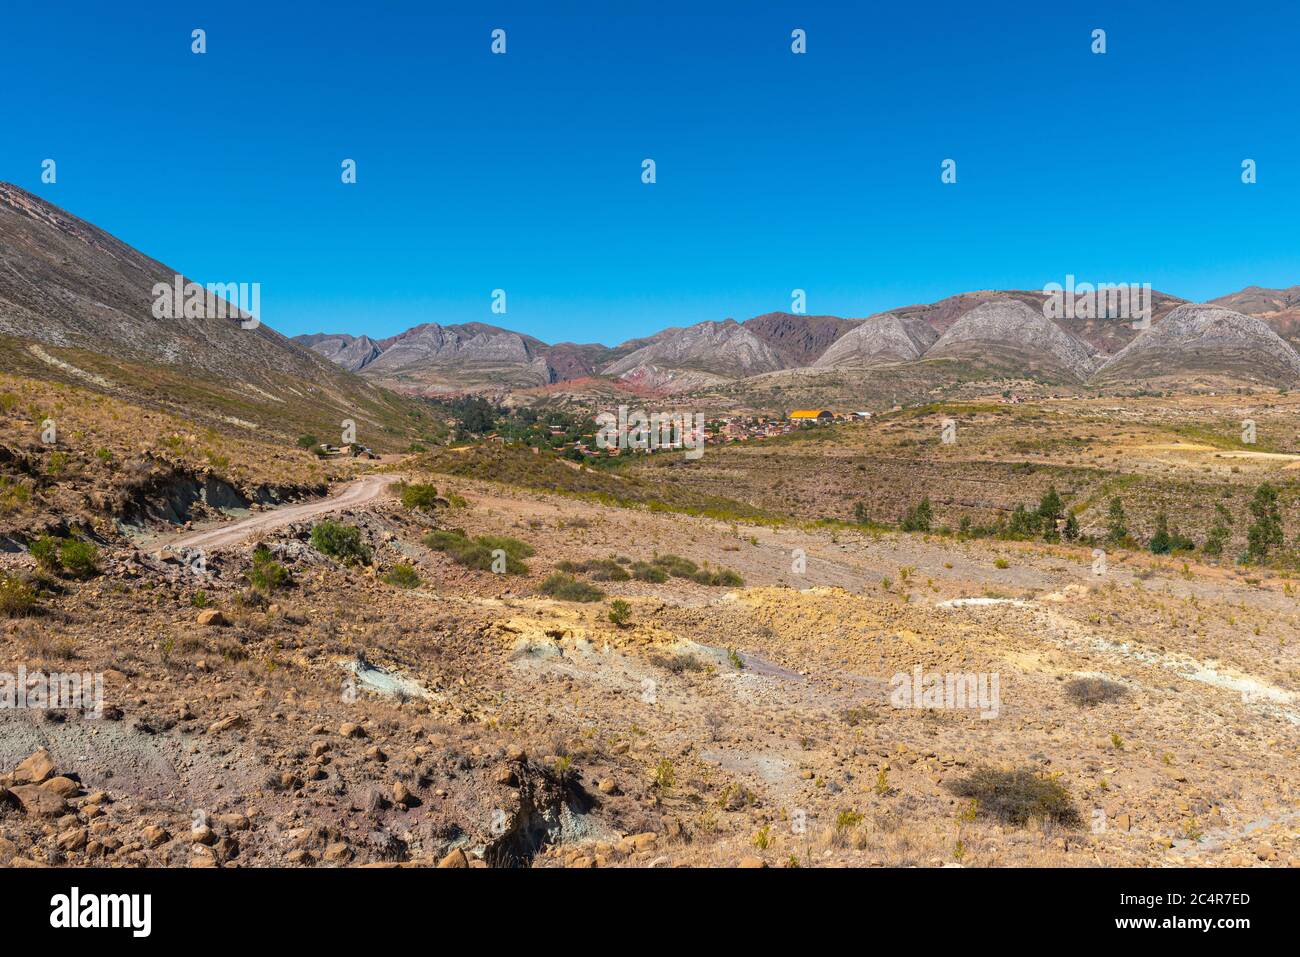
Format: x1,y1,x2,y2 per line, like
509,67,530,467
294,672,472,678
323,842,353,864
13,749,56,784
10,784,68,817
437,848,469,868
40,776,81,798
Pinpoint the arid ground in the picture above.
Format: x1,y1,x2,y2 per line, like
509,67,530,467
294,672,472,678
2,375,1298,869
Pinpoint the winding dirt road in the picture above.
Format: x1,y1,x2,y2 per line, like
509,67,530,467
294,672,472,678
157,473,400,553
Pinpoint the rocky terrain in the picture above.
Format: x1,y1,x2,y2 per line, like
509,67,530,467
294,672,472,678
1210,285,1300,351
742,312,864,366
295,324,637,395
2,420,1299,869
882,288,1190,356
601,319,788,385
813,313,939,367
1095,304,1300,387
923,300,1101,382
0,183,440,449
295,333,384,373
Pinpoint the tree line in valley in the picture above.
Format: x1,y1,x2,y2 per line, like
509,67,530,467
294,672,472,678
857,483,1289,565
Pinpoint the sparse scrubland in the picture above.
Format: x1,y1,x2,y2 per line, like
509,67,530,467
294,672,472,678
2,376,1299,871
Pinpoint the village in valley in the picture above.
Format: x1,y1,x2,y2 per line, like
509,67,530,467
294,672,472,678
473,405,880,460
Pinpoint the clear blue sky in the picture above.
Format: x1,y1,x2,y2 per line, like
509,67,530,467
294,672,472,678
3,1,1297,346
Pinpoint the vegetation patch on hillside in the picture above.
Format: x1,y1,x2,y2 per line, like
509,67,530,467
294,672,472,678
422,528,533,573
405,444,780,525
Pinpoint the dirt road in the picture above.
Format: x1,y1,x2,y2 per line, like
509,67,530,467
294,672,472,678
157,473,400,553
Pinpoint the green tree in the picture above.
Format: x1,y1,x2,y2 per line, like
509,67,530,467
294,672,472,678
1150,511,1193,555
1106,497,1128,545
1149,512,1173,554
1247,483,1284,561
1036,487,1064,541
1203,504,1232,557
901,496,932,532
1008,503,1035,538
450,396,498,435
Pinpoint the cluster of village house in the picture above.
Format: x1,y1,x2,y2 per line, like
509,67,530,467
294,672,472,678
531,408,874,457
316,442,379,459
477,389,1035,457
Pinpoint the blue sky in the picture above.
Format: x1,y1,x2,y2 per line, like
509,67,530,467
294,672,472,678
3,1,1297,346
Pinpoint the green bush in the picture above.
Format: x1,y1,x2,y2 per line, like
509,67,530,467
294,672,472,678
639,554,743,587
1035,487,1063,541
0,572,39,617
581,554,743,587
310,521,371,565
852,501,874,525
608,598,632,626
945,768,1080,827
652,554,699,577
1149,512,1194,555
1007,503,1035,537
59,538,99,579
247,545,291,592
475,535,535,561
1203,503,1232,556
30,535,99,579
693,567,744,587
556,557,630,581
649,652,707,673
296,434,319,449
382,563,421,588
539,573,605,602
0,477,32,513
423,529,468,551
630,561,667,583
900,497,933,532
398,482,440,511
1106,497,1128,545
30,535,60,573
1247,483,1284,561
422,529,530,573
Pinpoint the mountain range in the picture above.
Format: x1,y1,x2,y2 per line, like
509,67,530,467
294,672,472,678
299,288,1300,396
3,182,1299,419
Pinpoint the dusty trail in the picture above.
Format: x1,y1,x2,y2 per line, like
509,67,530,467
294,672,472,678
156,473,401,553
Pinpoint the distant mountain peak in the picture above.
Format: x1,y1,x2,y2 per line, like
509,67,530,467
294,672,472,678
742,312,863,366
813,312,938,367
1095,303,1300,385
600,317,787,390
925,299,1099,381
